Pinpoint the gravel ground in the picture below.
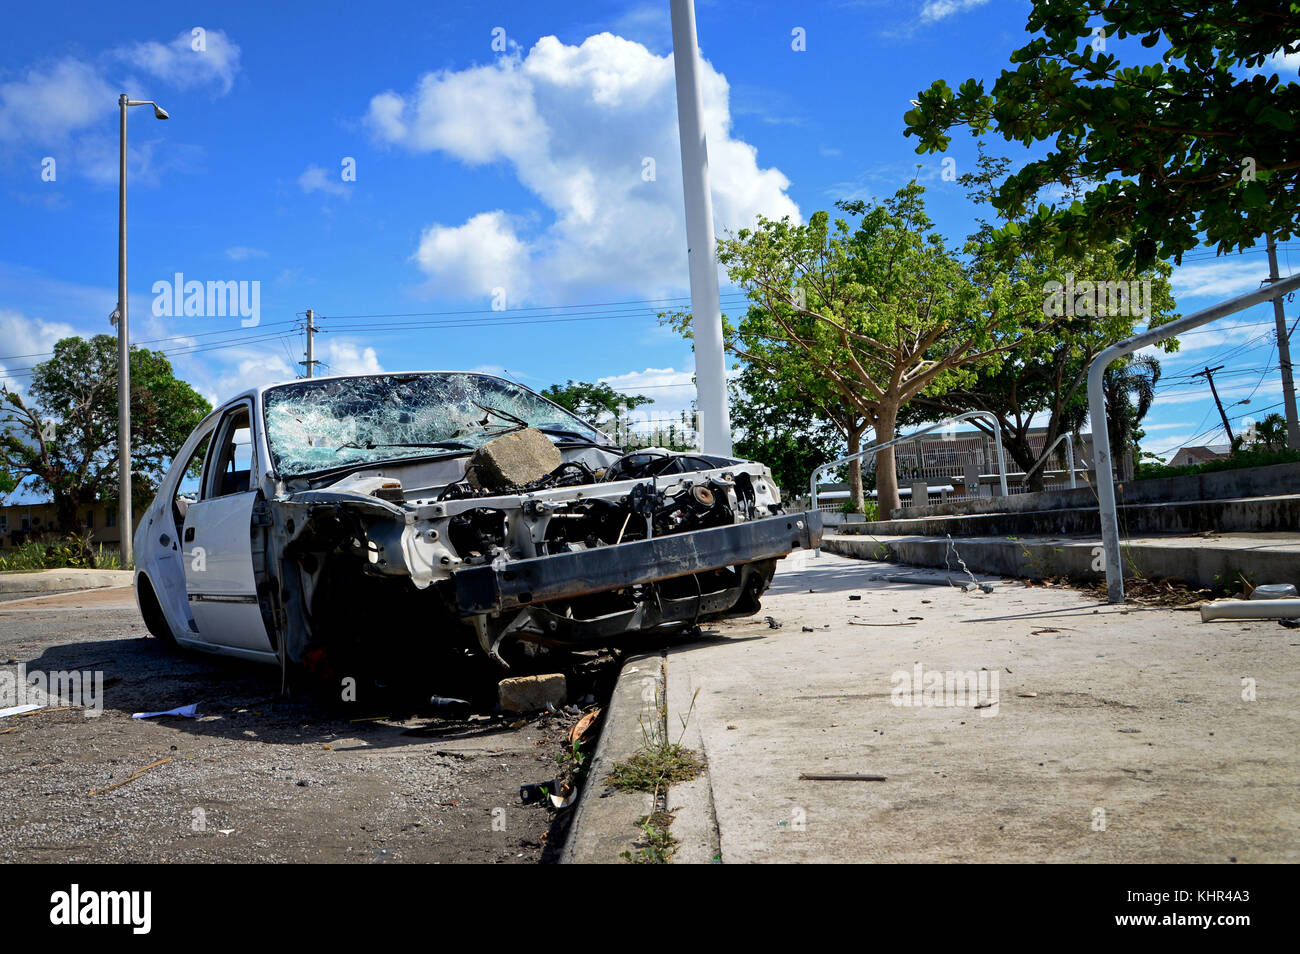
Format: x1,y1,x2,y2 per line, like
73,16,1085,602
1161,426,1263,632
0,589,608,863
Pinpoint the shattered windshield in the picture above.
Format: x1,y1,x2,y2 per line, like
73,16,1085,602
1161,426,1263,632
263,373,610,477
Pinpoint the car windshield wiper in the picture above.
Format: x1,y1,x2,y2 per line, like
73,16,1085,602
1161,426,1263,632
471,401,529,428
335,439,473,453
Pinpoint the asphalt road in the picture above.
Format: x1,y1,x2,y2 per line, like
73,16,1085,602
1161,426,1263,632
0,587,600,863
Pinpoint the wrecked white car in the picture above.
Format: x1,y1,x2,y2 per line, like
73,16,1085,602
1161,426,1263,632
133,372,821,677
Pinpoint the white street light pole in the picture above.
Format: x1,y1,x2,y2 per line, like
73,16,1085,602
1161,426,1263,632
117,94,168,567
670,0,731,456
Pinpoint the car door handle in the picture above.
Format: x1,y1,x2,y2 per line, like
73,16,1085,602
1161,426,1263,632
184,527,195,542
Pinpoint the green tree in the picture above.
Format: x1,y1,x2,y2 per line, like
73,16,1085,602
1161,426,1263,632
906,152,1179,490
1087,353,1163,481
0,335,210,534
540,379,652,445
703,183,1052,515
729,360,847,500
904,1,1300,269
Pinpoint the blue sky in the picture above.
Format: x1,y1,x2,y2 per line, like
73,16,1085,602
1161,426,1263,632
1,0,1297,480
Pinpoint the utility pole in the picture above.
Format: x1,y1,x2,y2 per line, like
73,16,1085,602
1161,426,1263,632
1194,365,1234,443
1265,232,1300,449
300,309,319,378
670,0,731,457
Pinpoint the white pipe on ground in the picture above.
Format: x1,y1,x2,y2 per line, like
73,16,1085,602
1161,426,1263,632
1200,599,1300,622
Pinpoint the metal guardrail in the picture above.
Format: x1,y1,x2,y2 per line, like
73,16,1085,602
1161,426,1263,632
1024,432,1078,490
1089,270,1300,603
809,411,1009,513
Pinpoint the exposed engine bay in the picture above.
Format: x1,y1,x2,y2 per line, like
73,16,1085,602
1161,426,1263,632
269,440,819,670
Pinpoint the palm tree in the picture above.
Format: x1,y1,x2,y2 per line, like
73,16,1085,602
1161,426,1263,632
1102,354,1161,480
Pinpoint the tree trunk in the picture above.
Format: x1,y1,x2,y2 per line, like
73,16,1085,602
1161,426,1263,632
54,491,81,535
847,427,863,512
874,403,901,518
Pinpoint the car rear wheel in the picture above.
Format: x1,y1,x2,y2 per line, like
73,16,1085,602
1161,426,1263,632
136,575,179,650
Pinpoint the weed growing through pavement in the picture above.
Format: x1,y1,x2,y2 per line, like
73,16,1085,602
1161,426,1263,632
610,685,704,863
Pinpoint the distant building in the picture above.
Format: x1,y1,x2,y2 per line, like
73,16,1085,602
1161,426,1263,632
1167,444,1231,468
0,499,135,548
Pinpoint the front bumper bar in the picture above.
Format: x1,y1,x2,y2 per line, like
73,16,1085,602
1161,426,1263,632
451,510,823,616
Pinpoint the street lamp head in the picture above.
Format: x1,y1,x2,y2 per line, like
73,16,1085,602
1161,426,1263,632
152,104,169,120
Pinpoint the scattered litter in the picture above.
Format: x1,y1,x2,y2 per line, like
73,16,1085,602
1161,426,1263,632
848,595,862,601
765,616,783,629
798,773,887,782
132,703,200,720
1017,691,1038,698
848,618,917,627
428,695,471,718
567,709,601,745
801,626,815,632
88,756,172,795
1251,584,1298,600
519,779,562,805
0,704,43,719
1030,628,1060,636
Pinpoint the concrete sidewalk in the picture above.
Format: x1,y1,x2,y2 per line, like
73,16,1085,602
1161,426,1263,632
567,549,1299,863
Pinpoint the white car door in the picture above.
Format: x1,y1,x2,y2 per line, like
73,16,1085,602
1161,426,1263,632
182,401,275,656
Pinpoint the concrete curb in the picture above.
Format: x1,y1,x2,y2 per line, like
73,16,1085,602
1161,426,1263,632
824,532,1300,591
0,569,133,601
560,653,661,864
663,651,720,864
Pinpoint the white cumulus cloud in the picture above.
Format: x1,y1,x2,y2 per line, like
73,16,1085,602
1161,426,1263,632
919,0,990,23
0,58,115,144
118,28,241,95
0,308,79,394
298,164,350,198
365,32,799,300
1171,259,1273,299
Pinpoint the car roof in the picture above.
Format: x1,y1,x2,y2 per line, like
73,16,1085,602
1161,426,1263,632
215,369,530,412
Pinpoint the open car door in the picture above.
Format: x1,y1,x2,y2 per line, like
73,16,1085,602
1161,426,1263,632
181,400,275,657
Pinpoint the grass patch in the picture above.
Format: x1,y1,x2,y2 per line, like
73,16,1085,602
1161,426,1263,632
608,744,704,793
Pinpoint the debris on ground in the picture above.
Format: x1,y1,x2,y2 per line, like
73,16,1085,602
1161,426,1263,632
0,703,43,718
498,673,567,714
131,703,200,720
798,773,887,782
88,756,172,795
765,616,782,629
568,709,601,745
427,696,471,718
1251,583,1299,600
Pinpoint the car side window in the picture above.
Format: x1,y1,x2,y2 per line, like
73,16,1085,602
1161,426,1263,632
207,406,255,498
172,430,213,527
